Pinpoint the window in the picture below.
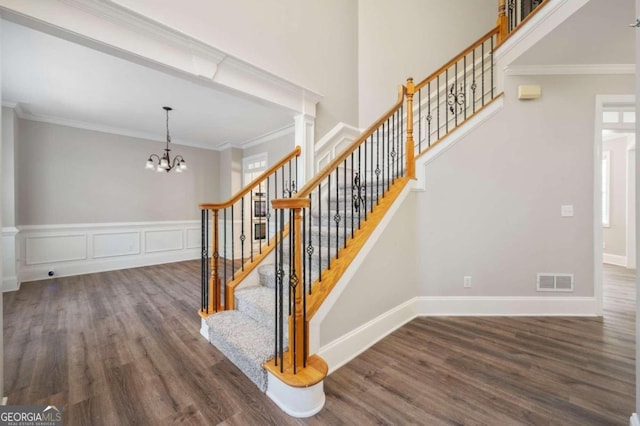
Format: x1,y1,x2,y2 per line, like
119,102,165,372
602,111,619,123
243,153,268,186
623,111,636,123
602,150,610,227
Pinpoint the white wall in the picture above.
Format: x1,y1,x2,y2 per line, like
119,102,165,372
357,0,496,126
417,74,634,299
603,135,629,257
16,118,219,225
110,0,359,139
2,107,15,226
319,191,418,346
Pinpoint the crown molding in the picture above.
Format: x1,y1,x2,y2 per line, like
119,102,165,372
506,64,636,76
240,124,295,150
17,109,217,151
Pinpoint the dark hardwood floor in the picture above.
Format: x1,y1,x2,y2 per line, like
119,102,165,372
3,262,635,425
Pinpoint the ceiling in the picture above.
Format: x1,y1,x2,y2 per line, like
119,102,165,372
1,20,296,150
513,0,636,66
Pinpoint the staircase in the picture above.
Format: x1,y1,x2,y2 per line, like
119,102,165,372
205,172,383,391
198,0,553,417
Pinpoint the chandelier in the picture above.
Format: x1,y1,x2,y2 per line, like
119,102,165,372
145,106,187,173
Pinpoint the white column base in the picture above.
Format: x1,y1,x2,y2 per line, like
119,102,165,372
631,413,640,426
266,372,325,418
2,227,19,292
200,318,210,341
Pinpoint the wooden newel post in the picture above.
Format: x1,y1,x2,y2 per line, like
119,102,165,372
210,209,221,312
497,0,508,43
405,78,416,179
289,206,306,369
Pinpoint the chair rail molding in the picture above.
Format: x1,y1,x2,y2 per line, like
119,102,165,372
18,220,205,283
314,122,362,173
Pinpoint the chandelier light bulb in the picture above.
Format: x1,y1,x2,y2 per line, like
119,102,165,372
144,106,187,174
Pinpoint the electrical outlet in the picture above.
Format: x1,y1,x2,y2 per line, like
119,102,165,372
464,276,472,288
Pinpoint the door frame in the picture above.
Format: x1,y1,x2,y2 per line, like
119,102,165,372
593,94,635,316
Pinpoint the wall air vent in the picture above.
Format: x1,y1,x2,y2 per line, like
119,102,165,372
537,273,574,292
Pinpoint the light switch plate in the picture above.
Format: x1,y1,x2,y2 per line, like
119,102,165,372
561,205,574,217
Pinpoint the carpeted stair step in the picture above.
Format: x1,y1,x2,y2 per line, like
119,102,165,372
207,310,277,392
235,286,289,336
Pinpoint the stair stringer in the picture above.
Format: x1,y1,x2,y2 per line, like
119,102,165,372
307,181,417,368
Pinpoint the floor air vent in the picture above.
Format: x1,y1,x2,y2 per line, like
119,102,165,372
537,273,574,292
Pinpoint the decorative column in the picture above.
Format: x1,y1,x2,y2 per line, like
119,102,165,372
294,113,315,184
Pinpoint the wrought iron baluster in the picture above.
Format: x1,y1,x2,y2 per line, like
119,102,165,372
334,168,340,258
290,208,297,373
376,128,381,206
463,56,467,120
350,153,355,239
472,48,477,113
418,87,422,153
307,194,313,295
491,36,495,99
327,174,332,269
427,83,432,147
317,184,322,282
231,205,235,280
481,42,485,107
437,75,441,140
240,197,245,270
445,68,449,134
343,158,347,248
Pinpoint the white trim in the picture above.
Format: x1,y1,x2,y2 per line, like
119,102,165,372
594,95,636,316
266,374,325,418
200,318,210,341
2,227,19,292
603,253,628,267
308,182,415,355
18,220,203,282
413,97,504,191
318,298,416,374
314,122,362,153
631,413,640,426
506,64,636,76
314,122,362,174
16,112,213,151
416,296,598,316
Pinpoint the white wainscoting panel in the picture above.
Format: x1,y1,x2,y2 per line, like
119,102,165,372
186,228,201,249
145,229,183,253
19,221,203,282
93,232,140,258
25,234,87,265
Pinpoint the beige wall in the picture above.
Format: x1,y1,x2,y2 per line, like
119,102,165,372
418,74,635,298
243,132,295,170
603,135,630,257
112,0,360,139
320,192,417,346
357,0,496,126
16,119,219,225
218,147,243,201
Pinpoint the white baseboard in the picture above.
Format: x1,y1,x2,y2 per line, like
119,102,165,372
603,253,628,267
631,413,640,426
317,298,417,374
416,296,598,316
316,294,598,375
200,318,210,341
18,220,203,282
3,276,19,292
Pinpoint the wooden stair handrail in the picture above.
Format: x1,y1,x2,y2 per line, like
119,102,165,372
415,27,499,92
200,145,301,210
283,85,406,203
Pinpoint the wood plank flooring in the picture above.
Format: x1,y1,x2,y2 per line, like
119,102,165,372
3,262,635,425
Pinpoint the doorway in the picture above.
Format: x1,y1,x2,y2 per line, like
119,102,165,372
594,96,636,314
